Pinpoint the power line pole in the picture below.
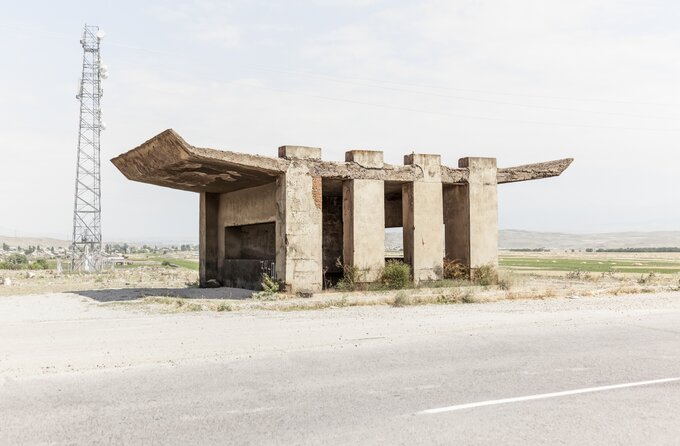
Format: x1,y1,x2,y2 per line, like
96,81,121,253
71,24,108,272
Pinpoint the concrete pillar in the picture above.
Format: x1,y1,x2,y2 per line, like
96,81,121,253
343,150,385,282
402,154,444,283
199,192,220,287
444,157,498,271
275,146,324,293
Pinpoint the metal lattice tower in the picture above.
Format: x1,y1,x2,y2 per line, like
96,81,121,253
71,25,107,272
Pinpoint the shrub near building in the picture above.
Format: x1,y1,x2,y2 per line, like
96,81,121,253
380,261,412,289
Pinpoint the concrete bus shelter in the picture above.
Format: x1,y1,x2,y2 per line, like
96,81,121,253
112,129,572,292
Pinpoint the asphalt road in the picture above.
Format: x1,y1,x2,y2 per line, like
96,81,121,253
2,293,680,445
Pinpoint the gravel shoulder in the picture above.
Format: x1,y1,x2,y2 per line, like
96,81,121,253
2,290,680,380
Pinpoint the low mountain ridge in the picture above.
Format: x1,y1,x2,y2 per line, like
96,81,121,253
500,230,680,250
385,230,680,251
5,230,680,252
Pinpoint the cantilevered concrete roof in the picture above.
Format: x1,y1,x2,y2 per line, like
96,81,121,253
112,129,573,193
111,129,287,193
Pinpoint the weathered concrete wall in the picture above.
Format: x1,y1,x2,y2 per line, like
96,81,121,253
116,130,572,293
224,223,276,260
322,196,343,275
199,192,220,287
216,183,277,272
276,160,324,293
343,179,385,282
444,157,498,270
278,145,322,160
345,150,384,168
402,154,444,283
342,150,385,282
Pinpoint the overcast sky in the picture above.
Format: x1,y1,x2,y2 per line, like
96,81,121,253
1,0,679,242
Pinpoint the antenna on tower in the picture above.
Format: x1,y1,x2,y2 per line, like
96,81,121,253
71,24,107,272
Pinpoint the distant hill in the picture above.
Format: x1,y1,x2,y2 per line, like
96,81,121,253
500,230,680,250
5,230,680,252
0,235,198,249
386,229,680,251
0,235,70,249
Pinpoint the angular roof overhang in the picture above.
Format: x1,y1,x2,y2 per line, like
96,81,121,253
111,129,288,193
497,158,574,184
112,129,573,193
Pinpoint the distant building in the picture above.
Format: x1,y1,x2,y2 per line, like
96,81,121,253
107,256,132,266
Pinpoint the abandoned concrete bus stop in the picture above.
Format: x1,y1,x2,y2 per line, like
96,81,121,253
112,129,572,292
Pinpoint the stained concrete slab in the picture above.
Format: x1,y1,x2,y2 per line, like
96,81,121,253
113,129,572,291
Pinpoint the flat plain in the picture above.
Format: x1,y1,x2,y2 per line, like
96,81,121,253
501,250,680,275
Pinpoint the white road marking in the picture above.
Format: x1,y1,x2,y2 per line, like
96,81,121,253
417,377,680,415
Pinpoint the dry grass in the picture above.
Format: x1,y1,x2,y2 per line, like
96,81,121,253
104,271,680,313
504,288,557,300
141,296,202,312
4,261,679,314
497,271,523,290
607,285,656,296
109,296,239,313
215,302,233,312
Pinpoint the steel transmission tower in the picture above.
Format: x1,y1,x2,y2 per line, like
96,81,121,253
71,25,108,272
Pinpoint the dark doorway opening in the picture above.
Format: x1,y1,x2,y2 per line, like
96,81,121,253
322,179,344,288
384,181,405,263
223,222,275,289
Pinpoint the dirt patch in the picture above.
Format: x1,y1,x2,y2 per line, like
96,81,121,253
2,264,679,313
0,266,199,297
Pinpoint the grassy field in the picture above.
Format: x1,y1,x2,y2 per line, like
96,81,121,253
16,251,680,277
500,251,680,275
91,254,200,271
149,257,200,271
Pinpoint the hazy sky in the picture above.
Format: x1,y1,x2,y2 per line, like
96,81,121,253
2,0,680,242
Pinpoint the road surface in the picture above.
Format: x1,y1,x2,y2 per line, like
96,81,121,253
1,292,680,444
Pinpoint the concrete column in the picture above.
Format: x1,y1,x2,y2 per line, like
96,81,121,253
444,157,498,271
199,192,220,287
275,146,324,293
343,150,385,282
403,154,444,283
